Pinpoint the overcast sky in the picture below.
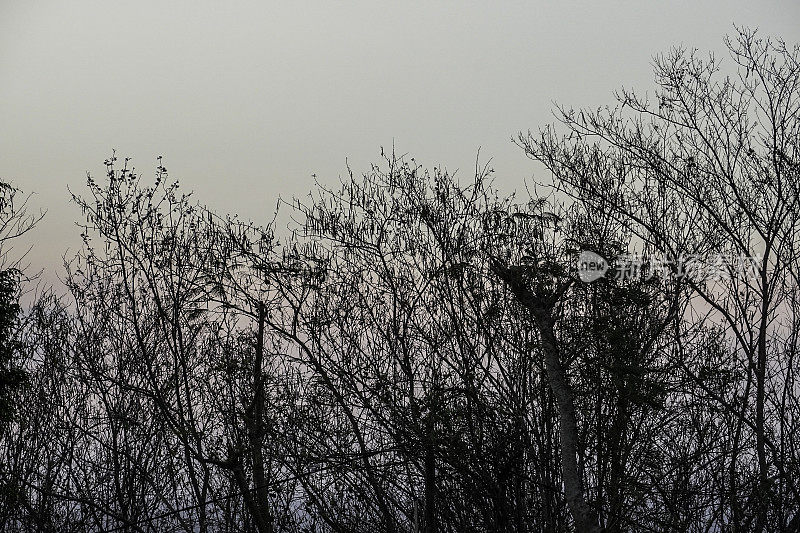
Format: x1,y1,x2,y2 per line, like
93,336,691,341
2,1,799,278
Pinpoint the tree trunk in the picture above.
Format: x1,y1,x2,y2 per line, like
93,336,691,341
248,305,273,533
754,250,772,533
423,441,437,533
492,263,599,533
532,307,600,533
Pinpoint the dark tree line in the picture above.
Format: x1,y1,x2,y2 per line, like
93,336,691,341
1,28,798,532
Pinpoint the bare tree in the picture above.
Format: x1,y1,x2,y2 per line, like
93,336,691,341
519,27,800,532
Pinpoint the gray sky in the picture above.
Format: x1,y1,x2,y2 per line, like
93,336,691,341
2,1,799,278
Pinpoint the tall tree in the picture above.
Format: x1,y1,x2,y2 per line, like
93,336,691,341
519,27,800,531
0,181,41,426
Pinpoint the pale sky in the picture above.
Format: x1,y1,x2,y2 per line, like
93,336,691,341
2,1,799,278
